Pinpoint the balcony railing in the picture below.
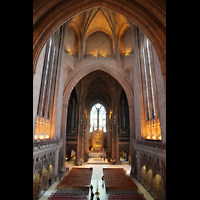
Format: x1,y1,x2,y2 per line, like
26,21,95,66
136,140,166,151
33,139,63,152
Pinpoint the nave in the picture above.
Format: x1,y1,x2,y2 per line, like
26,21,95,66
38,163,154,200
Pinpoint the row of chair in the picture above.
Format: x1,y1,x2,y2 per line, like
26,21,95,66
56,189,88,195
108,198,145,200
109,194,144,197
59,179,91,185
48,193,87,200
50,194,87,197
57,168,92,188
48,197,87,200
103,168,126,175
107,190,139,195
108,194,146,200
103,168,138,190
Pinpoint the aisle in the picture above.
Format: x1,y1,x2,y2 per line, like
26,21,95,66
74,163,131,200
88,165,108,200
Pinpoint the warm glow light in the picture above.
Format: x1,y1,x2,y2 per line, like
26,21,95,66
40,133,44,140
145,118,161,140
34,133,38,140
45,133,49,139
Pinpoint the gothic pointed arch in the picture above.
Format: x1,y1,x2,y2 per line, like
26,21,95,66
63,63,133,109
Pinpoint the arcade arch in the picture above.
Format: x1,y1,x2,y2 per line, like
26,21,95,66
154,174,162,200
49,164,54,180
33,172,40,199
41,168,48,191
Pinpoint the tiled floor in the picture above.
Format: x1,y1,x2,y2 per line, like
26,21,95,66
39,162,154,200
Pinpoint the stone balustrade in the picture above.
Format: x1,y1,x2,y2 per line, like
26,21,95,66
33,139,63,152
136,140,166,152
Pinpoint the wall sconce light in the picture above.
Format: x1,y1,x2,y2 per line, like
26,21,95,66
34,133,38,140
45,133,50,140
113,115,118,124
39,132,44,140
65,49,74,56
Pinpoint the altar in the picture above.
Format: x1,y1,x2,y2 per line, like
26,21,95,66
91,128,104,151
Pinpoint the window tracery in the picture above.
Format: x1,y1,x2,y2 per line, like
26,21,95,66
140,37,161,140
90,103,106,132
35,28,61,140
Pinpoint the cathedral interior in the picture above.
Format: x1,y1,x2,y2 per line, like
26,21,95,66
33,1,166,200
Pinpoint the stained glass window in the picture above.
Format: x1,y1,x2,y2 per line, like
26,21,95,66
147,38,156,119
143,46,150,121
46,45,56,119
41,37,52,117
90,103,106,132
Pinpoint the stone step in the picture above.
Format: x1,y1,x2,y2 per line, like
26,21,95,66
89,153,106,158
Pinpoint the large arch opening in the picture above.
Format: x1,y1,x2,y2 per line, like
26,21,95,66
33,0,166,84
66,149,76,164
64,69,131,164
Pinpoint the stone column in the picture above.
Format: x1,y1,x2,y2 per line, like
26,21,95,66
54,149,59,178
122,99,126,132
76,108,84,165
112,104,119,164
71,98,75,132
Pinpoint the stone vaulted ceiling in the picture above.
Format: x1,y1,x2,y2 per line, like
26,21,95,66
70,7,130,40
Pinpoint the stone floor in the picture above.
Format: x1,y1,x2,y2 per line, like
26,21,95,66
87,157,109,164
39,161,154,200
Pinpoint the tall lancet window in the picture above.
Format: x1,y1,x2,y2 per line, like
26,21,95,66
40,37,52,117
90,103,106,132
139,36,161,140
